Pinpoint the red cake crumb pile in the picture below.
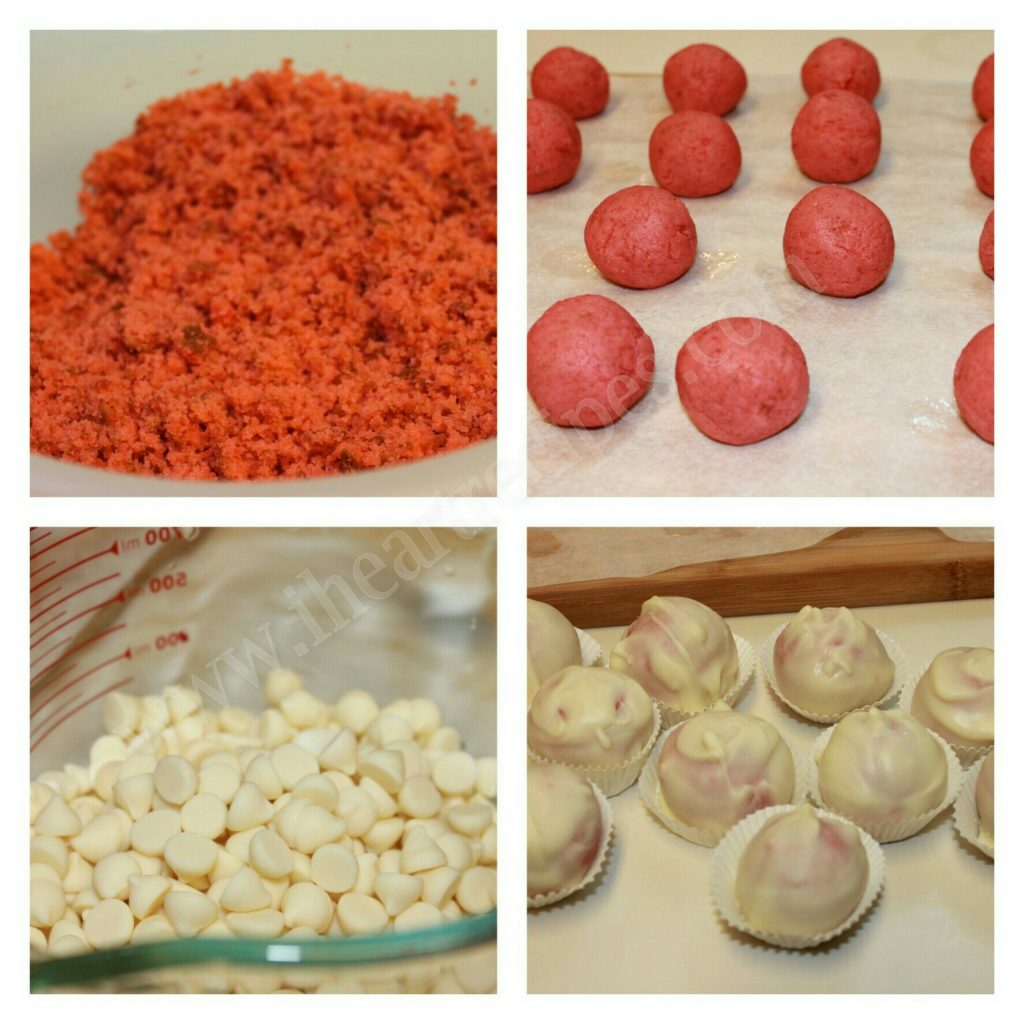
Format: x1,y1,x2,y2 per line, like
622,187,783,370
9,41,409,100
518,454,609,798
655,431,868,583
31,61,497,480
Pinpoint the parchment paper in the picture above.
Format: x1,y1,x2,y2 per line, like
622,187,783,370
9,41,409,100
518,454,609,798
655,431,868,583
527,71,994,496
526,526,993,588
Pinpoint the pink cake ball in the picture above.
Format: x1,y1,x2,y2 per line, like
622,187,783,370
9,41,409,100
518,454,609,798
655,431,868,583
801,37,880,103
979,210,994,279
970,119,994,198
584,185,697,290
527,98,582,194
663,43,747,116
973,53,994,121
954,323,994,444
791,89,881,183
783,185,894,298
531,46,610,120
527,294,655,429
675,318,809,446
649,110,742,197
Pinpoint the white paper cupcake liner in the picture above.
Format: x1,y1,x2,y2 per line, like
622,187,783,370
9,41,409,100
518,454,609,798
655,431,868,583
953,756,994,860
528,782,614,908
899,664,993,763
576,628,606,668
808,721,963,842
711,803,886,950
528,702,662,797
654,633,756,730
759,623,911,724
639,723,811,848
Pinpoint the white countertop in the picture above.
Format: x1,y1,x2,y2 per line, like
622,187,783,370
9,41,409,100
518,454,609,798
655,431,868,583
528,598,994,993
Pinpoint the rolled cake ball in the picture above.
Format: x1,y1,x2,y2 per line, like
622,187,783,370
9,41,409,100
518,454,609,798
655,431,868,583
675,318,809,446
816,708,947,826
801,37,880,103
527,598,582,705
649,110,742,197
610,596,739,713
791,89,881,183
735,804,869,938
531,46,609,120
970,118,994,198
783,185,894,297
527,294,655,428
584,185,698,289
528,665,654,767
663,43,747,116
954,323,994,444
773,606,895,717
657,707,795,837
972,53,994,121
976,749,994,841
527,98,582,194
527,762,602,897
979,210,994,279
910,647,994,748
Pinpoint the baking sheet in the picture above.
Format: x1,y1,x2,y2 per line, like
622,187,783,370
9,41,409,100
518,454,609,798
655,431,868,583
527,67,994,496
527,600,994,993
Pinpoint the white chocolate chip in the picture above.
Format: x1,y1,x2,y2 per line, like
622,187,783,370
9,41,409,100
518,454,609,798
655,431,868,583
363,817,404,854
226,782,274,832
265,668,303,706
129,809,182,857
337,788,379,837
128,873,172,919
63,852,93,894
154,755,198,805
131,914,176,944
270,744,320,790
394,900,444,932
401,826,447,874
447,800,493,837
410,698,442,737
249,828,293,879
366,714,413,748
112,773,155,820
258,709,295,748
226,908,285,938
359,750,405,794
456,866,496,914
310,844,358,894
374,872,423,917
50,933,89,957
280,689,325,729
398,776,442,819
243,754,284,800
432,751,478,795
93,852,139,900
180,792,228,840
335,892,388,935
36,794,82,838
420,865,461,908
427,726,462,752
30,879,66,928
292,773,338,810
475,757,497,799
293,805,347,854
83,898,134,948
164,832,219,879
199,760,242,803
31,835,69,877
282,882,333,933
353,852,378,895
219,706,255,735
164,889,218,937
220,866,271,913
378,849,402,873
360,777,397,817
318,730,357,774
333,691,379,735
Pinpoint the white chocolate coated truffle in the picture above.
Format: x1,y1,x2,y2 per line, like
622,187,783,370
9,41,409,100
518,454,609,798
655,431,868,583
527,763,602,898
735,804,869,937
817,708,946,825
528,665,653,766
610,596,738,712
911,647,994,747
527,599,582,705
658,708,795,836
976,750,994,842
773,606,894,716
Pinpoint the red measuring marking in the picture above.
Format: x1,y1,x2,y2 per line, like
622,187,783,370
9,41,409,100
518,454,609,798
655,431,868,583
30,590,126,650
31,609,66,637
30,572,121,624
30,540,120,593
30,677,135,752
29,528,95,562
29,531,53,547
30,623,127,682
31,648,133,720
29,586,62,609
30,560,56,579
29,659,77,694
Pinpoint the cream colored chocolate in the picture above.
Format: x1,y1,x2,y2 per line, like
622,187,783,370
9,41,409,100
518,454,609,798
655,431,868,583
527,762,602,897
658,707,795,836
610,596,738,712
773,606,894,716
528,665,653,766
911,647,994,747
527,599,582,706
735,804,868,937
976,750,994,841
817,708,946,825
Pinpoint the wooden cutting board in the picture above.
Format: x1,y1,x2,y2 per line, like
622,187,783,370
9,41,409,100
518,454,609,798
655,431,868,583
527,527,994,627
